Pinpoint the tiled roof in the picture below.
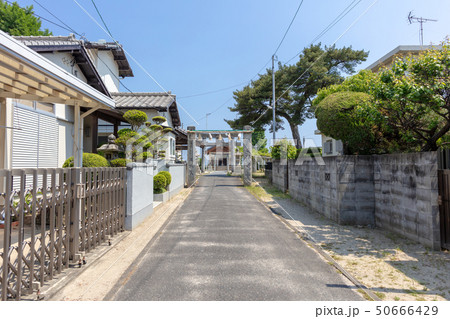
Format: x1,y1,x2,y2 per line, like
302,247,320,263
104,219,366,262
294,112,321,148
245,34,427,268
111,92,176,109
13,34,80,47
13,35,133,78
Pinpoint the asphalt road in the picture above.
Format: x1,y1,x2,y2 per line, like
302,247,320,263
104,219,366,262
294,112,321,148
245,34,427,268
112,172,362,301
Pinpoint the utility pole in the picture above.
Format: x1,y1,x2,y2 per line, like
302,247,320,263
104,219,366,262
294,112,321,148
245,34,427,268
272,54,276,143
408,12,437,46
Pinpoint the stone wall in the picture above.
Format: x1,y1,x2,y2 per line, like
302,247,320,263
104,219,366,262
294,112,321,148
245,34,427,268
272,152,440,250
373,152,440,249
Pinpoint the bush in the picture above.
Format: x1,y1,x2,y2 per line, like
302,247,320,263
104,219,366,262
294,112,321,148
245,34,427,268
110,158,131,167
117,128,133,137
152,116,167,124
123,110,148,129
63,153,109,168
135,152,153,161
315,91,380,154
157,171,172,187
149,124,162,131
153,174,167,193
270,139,297,159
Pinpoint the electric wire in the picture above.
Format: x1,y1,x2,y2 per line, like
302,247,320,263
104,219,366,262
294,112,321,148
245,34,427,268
90,0,114,38
72,0,200,125
285,0,363,64
273,0,305,56
11,0,157,117
251,0,379,127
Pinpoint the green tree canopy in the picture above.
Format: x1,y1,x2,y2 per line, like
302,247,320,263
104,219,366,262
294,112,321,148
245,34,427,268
0,1,52,36
226,44,368,148
313,42,450,154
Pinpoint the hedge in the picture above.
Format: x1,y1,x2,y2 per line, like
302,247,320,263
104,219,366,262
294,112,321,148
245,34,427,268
110,158,131,167
63,153,109,168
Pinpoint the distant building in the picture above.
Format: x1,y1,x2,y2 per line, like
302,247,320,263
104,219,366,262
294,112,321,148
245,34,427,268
314,130,343,157
366,44,441,73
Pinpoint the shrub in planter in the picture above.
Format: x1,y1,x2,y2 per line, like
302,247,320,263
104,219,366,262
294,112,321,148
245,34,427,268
157,171,172,188
63,153,109,168
136,152,153,161
110,158,131,167
153,174,167,193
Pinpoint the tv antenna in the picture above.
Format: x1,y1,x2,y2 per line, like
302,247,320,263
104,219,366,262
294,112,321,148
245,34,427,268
408,11,437,46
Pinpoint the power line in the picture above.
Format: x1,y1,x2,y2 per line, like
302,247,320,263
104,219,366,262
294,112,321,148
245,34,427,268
252,0,379,127
276,0,379,105
3,0,81,36
90,0,114,38
273,0,305,56
71,0,200,125
32,0,80,36
285,0,363,65
13,0,164,118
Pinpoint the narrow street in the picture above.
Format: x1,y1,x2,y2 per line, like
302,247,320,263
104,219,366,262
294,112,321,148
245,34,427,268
111,173,362,301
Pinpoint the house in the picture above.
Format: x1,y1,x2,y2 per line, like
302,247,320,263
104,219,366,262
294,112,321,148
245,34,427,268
111,92,182,162
366,44,441,73
8,34,133,168
206,145,230,171
314,130,343,157
0,30,118,195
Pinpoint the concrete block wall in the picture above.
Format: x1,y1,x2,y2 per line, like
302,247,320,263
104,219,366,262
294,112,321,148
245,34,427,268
271,160,288,192
272,152,440,249
373,152,440,250
287,156,375,225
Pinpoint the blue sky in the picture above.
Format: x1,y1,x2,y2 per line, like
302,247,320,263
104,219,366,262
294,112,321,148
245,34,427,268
15,0,450,147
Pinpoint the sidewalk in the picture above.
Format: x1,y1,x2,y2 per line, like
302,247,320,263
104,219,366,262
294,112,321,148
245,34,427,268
248,176,450,301
40,187,194,301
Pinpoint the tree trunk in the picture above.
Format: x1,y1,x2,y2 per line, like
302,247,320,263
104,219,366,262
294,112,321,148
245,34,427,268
288,121,302,149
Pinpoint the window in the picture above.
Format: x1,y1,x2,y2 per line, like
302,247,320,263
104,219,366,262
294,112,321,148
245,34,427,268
170,138,175,156
36,102,54,113
14,99,54,115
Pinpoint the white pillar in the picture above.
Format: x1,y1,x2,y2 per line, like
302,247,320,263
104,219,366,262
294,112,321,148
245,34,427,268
73,103,83,167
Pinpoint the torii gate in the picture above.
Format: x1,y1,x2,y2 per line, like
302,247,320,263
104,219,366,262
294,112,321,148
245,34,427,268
186,125,253,186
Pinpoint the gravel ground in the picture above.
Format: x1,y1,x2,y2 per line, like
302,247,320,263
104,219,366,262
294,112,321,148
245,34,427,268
249,177,450,301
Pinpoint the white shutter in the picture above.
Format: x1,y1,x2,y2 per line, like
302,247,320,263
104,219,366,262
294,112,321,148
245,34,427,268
12,106,39,168
38,114,59,168
12,106,59,190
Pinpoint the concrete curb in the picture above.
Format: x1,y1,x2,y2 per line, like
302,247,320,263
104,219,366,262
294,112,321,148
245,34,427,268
246,179,381,302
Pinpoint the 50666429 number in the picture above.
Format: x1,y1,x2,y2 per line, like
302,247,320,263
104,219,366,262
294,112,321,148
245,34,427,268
375,306,438,316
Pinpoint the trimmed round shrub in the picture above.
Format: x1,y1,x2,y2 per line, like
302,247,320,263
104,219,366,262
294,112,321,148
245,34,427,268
149,124,163,131
124,110,148,129
152,116,167,124
110,158,131,167
315,91,379,154
135,152,153,161
157,171,172,187
117,128,133,137
162,127,173,133
153,174,167,192
63,153,109,168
